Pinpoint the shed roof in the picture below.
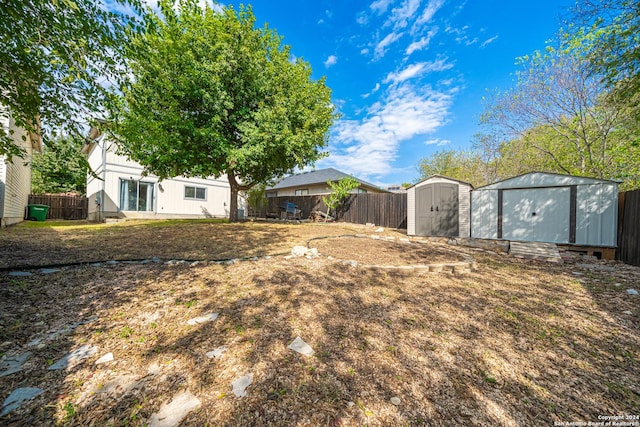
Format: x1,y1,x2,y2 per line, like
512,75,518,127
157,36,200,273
267,168,383,191
408,174,474,190
474,172,619,191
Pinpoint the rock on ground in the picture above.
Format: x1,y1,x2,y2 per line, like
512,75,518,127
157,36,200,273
205,346,228,359
0,352,31,378
186,313,219,325
95,352,114,364
48,345,98,370
231,374,253,397
288,336,315,357
1,387,43,417
148,390,201,427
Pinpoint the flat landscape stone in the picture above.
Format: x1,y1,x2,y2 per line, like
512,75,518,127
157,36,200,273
187,313,219,325
1,387,43,416
148,390,201,427
48,344,98,370
205,346,228,359
231,374,253,397
95,352,114,364
288,336,314,357
0,352,31,377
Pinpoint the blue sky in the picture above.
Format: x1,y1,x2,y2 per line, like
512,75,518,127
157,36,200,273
138,0,574,187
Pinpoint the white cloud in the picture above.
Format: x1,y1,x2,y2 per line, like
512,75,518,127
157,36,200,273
370,0,394,15
384,63,427,84
405,28,437,55
412,0,444,33
323,55,338,67
424,58,454,72
480,35,499,48
318,9,332,24
362,83,381,98
360,47,370,55
327,85,452,179
383,59,453,84
446,24,481,46
425,138,451,146
463,37,479,46
387,0,421,30
374,31,404,60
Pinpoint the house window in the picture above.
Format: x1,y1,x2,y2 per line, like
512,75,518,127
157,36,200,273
266,191,277,198
120,179,154,211
295,189,309,196
184,185,206,200
357,188,367,194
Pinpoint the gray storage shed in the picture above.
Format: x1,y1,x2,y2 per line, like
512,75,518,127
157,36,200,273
471,172,618,246
408,175,473,237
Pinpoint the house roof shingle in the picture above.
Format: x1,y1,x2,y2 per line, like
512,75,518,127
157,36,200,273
267,168,381,191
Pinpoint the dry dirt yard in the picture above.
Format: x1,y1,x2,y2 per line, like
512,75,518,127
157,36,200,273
0,220,639,426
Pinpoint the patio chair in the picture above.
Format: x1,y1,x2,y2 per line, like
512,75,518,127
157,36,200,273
285,202,301,220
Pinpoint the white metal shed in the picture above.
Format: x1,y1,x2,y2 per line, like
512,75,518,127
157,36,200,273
407,175,473,237
471,172,618,246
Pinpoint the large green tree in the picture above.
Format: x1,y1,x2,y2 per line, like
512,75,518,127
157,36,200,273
572,1,640,118
31,137,89,195
111,1,336,221
480,32,638,184
417,149,487,187
0,0,143,158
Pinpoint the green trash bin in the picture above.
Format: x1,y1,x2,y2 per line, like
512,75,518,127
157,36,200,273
27,204,49,221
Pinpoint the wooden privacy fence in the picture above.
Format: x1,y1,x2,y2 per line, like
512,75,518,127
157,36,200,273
617,189,640,267
250,193,408,229
28,194,88,220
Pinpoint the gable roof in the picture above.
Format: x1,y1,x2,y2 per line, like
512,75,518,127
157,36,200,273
408,174,474,189
474,171,619,191
267,168,382,191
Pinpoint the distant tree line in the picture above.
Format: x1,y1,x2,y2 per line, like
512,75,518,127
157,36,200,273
418,1,640,191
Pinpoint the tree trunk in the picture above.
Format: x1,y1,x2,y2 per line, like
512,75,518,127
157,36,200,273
229,183,239,222
226,169,251,222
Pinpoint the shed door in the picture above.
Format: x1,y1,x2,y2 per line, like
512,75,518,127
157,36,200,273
416,183,459,237
502,187,570,243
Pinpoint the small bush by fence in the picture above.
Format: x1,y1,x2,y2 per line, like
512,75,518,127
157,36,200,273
617,189,640,266
250,193,407,229
28,194,88,220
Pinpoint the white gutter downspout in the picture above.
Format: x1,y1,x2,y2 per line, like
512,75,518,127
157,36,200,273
100,137,107,222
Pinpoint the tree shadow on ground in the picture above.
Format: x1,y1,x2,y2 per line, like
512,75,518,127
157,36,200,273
0,220,326,269
1,241,638,426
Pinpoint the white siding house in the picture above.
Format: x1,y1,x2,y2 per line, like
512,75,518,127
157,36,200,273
82,129,234,221
0,107,41,227
471,172,618,246
407,175,473,238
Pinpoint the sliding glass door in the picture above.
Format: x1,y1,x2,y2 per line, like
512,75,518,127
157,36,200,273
120,179,155,212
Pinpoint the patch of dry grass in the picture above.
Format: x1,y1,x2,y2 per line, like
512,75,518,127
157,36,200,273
0,222,639,426
0,220,379,268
